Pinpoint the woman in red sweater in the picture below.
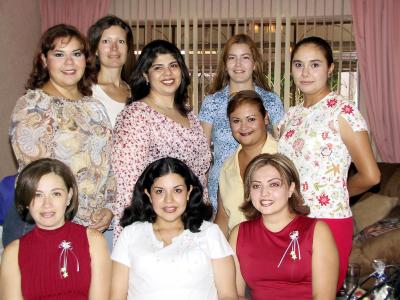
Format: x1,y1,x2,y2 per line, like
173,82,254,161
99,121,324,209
0,158,111,300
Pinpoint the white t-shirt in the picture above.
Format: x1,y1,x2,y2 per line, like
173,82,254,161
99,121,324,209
111,221,233,300
92,84,126,127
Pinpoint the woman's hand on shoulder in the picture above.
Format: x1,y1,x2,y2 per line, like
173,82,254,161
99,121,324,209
87,229,112,300
0,239,24,300
312,221,339,300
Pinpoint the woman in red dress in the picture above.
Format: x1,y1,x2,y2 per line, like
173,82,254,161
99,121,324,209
0,158,111,300
229,153,338,300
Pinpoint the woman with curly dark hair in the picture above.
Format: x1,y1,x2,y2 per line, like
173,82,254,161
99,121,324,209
110,157,237,300
9,24,114,235
229,153,338,300
112,40,211,241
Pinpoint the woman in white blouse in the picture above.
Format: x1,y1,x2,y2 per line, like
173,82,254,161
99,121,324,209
110,157,237,300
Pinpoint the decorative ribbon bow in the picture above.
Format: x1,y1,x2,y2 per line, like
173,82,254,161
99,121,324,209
277,230,301,268
58,240,80,278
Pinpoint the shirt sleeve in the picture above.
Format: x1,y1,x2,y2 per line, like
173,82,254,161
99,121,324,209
338,101,368,132
9,91,55,171
261,91,285,125
198,94,216,124
111,225,132,267
206,223,234,259
111,105,151,239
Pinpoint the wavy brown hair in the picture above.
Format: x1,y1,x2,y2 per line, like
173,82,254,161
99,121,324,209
241,153,310,220
209,34,271,94
26,24,93,96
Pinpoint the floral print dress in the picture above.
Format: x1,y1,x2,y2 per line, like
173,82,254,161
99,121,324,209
112,101,211,241
9,89,114,226
278,92,368,219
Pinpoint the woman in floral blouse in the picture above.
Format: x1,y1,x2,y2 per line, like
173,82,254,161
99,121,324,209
278,36,380,289
199,34,284,210
9,24,114,234
112,40,211,242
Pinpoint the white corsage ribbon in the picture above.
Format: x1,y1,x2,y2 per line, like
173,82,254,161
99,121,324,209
58,240,80,278
277,230,301,268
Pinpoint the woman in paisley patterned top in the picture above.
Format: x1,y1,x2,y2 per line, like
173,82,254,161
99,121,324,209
278,36,380,289
9,24,114,233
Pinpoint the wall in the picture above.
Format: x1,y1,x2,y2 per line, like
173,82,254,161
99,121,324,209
0,0,41,178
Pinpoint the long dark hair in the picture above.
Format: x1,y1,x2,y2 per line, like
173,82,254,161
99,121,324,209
26,24,93,96
120,157,213,232
87,15,135,83
15,158,79,224
128,40,191,116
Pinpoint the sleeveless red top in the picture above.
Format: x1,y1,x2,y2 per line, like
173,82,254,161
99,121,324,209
237,215,317,300
18,221,91,300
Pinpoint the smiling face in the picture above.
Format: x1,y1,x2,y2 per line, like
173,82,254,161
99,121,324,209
226,43,255,86
250,165,295,217
97,25,128,69
41,37,86,90
28,172,72,230
145,53,182,98
291,43,334,101
229,102,268,147
145,173,192,225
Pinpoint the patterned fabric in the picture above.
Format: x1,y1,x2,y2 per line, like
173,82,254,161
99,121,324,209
112,221,233,300
112,101,211,241
9,89,114,226
219,134,278,231
278,92,368,218
199,85,284,209
237,216,316,300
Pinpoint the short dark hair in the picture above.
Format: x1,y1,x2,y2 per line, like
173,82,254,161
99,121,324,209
241,153,310,220
87,15,136,83
26,24,93,96
128,40,191,116
15,158,79,224
120,157,213,232
291,36,334,66
227,90,267,120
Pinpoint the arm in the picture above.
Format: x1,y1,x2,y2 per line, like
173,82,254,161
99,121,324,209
110,261,129,300
0,240,23,300
228,225,248,300
312,221,339,300
9,91,54,170
339,116,380,196
87,229,112,300
112,106,150,238
201,121,213,146
211,256,238,300
215,189,229,238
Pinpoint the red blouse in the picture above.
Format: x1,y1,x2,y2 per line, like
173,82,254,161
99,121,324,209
18,221,91,300
237,216,317,300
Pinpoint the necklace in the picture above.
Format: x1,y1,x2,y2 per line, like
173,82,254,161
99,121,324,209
153,225,184,246
147,95,175,111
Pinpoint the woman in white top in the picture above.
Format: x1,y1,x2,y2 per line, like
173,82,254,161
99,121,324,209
88,15,135,126
111,157,237,300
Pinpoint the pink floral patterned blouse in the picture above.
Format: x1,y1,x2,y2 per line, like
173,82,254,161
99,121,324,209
278,92,368,219
112,101,211,240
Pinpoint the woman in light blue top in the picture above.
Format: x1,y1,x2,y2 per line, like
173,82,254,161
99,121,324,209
199,34,284,210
